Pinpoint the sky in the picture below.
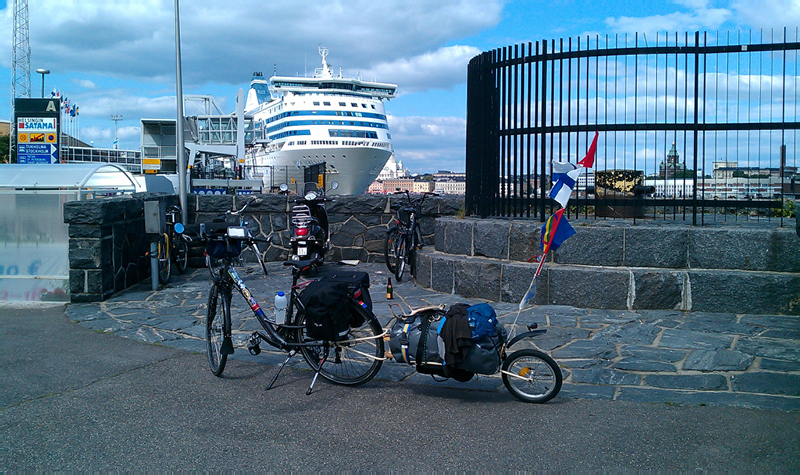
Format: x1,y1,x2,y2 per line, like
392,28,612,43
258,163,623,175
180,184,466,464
1,0,798,173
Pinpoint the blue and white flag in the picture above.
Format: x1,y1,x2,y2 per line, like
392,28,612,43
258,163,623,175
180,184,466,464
548,167,583,208
551,161,578,184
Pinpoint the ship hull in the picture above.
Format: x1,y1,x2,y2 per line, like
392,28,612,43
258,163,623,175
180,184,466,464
248,146,392,195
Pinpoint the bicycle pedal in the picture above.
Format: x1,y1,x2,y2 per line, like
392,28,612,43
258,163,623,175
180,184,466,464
247,342,261,356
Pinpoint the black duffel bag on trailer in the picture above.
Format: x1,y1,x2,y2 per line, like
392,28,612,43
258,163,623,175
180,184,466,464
300,280,351,342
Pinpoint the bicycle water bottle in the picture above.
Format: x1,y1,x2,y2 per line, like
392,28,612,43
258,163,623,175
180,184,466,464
274,291,287,325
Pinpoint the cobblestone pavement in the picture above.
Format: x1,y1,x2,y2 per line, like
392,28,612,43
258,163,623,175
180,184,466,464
65,262,800,411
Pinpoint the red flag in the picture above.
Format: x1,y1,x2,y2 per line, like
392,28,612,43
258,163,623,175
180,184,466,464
578,131,599,168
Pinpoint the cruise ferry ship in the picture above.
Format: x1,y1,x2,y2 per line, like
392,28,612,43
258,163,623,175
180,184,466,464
244,48,397,195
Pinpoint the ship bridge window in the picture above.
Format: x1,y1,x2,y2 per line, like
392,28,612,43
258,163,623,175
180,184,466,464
361,104,367,108
313,101,320,106
351,103,357,107
339,102,346,106
323,101,331,106
371,105,376,109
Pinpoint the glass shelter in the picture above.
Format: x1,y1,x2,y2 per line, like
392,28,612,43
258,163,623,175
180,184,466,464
0,163,140,302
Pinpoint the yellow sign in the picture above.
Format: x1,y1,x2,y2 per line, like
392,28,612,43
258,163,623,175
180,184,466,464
142,158,161,164
18,133,28,143
46,133,56,143
30,133,45,143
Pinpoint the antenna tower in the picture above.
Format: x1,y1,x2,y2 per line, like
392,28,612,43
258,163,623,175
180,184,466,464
10,0,31,159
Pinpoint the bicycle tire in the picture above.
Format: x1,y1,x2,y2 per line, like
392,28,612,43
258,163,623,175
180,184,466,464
206,284,230,376
383,228,399,274
395,234,407,281
174,235,189,274
501,349,562,403
157,234,171,285
297,301,384,386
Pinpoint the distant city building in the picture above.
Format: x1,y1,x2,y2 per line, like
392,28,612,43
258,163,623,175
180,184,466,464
434,179,465,195
433,170,466,180
381,178,415,192
413,180,435,193
377,153,409,180
659,142,689,178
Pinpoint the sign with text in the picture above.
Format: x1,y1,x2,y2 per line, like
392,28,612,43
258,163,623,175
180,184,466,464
14,98,61,164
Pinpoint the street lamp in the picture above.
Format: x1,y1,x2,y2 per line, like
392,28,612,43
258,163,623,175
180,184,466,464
36,69,50,98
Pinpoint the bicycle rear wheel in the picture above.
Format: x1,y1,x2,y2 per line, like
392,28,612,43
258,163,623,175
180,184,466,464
501,349,562,403
157,234,171,284
206,284,231,376
297,302,384,386
174,235,189,274
383,228,399,274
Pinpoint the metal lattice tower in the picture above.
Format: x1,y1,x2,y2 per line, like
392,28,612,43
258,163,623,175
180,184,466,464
10,0,32,158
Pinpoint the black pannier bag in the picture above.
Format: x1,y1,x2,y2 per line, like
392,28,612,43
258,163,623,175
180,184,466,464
458,322,507,375
299,280,351,341
319,270,371,327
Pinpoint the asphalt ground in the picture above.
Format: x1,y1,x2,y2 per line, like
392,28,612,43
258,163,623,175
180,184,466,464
2,303,800,471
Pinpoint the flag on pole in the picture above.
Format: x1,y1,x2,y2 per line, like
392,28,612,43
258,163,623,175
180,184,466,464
548,167,583,208
578,131,599,168
551,161,578,184
541,208,576,252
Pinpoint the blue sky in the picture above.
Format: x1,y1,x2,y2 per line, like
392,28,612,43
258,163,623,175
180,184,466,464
1,0,798,173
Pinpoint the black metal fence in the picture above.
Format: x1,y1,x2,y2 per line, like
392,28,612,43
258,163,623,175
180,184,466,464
466,29,799,225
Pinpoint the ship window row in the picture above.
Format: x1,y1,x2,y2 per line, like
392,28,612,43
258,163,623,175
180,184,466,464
287,140,308,146
311,140,339,145
312,100,374,110
260,109,385,125
266,119,387,134
328,129,378,139
269,129,311,141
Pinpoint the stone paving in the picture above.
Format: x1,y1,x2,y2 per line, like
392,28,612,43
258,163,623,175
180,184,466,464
65,262,800,411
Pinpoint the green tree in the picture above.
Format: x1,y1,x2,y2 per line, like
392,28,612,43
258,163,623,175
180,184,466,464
0,134,9,164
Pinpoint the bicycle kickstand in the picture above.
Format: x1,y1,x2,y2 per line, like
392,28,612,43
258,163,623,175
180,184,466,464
266,349,296,391
306,346,330,396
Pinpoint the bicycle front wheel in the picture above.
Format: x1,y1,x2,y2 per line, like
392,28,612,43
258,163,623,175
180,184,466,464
297,302,384,386
157,234,171,284
174,236,189,274
395,234,408,281
206,284,231,376
501,349,562,403
383,228,399,274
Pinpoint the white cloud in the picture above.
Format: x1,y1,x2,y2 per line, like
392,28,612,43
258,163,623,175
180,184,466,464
605,1,732,36
23,0,502,89
73,79,97,89
388,115,467,173
361,45,481,94
730,0,800,32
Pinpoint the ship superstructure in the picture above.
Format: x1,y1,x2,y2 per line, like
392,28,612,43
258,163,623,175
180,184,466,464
244,47,397,195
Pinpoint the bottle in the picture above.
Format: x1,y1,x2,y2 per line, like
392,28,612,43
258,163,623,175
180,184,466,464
274,291,287,325
386,278,393,300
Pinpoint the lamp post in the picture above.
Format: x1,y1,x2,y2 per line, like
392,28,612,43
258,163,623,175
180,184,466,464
36,69,50,98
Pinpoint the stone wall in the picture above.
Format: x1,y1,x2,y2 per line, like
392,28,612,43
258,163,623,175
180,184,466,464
417,217,800,315
65,194,178,302
65,193,463,302
186,193,464,263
